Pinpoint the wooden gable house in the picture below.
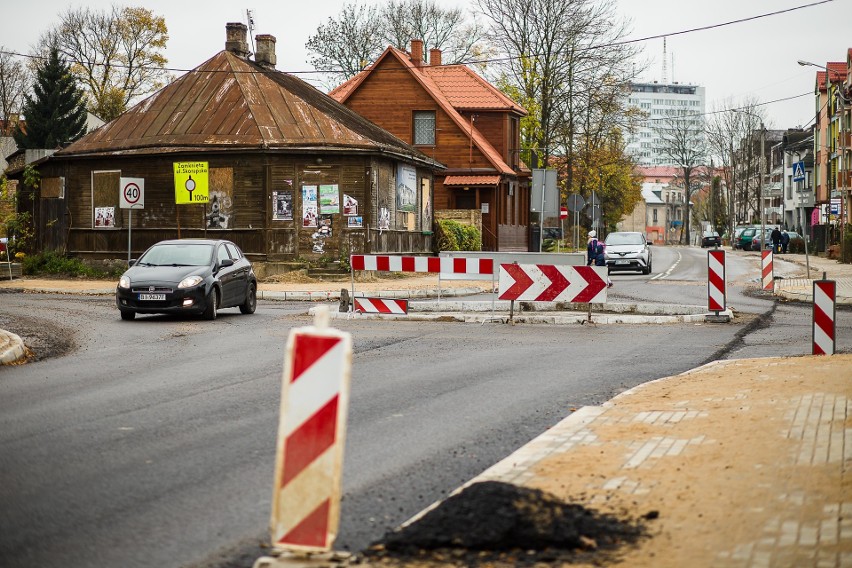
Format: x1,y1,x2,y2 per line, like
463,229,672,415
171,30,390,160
23,24,441,266
330,40,531,251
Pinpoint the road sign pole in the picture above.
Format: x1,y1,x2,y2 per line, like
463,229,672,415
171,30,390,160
127,209,132,265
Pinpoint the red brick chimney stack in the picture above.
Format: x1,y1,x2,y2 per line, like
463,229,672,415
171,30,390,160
410,39,423,67
429,48,442,67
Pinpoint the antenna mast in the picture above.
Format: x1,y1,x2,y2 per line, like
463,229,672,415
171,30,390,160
247,9,256,54
661,37,667,84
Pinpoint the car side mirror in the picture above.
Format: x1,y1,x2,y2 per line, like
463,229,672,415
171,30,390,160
219,258,234,269
646,241,652,246
128,259,137,267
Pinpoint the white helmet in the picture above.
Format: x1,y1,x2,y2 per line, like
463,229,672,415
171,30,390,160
588,230,596,238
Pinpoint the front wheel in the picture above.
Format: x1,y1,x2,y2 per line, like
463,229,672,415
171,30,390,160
239,283,257,314
202,289,218,320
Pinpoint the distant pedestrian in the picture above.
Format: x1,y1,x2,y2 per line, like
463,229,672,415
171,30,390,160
771,227,782,253
587,231,613,288
781,231,790,254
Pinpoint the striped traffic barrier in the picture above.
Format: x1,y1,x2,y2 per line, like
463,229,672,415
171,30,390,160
707,250,726,312
354,297,409,314
350,254,493,275
761,250,773,291
812,280,836,356
271,307,352,552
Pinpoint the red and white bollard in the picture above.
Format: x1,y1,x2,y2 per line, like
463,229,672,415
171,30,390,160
761,250,774,291
270,306,352,552
812,280,836,356
707,250,726,312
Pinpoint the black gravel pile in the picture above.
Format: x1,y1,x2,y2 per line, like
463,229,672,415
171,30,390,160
366,481,650,565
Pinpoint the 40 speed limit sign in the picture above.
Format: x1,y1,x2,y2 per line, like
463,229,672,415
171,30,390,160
119,177,145,209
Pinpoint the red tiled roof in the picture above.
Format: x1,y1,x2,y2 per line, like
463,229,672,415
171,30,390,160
817,62,847,91
330,46,525,176
635,166,680,180
443,175,500,186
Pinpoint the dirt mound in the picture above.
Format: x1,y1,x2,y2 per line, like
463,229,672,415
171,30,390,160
366,481,648,566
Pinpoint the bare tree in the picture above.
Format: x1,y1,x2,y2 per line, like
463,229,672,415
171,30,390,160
306,0,488,87
40,5,169,121
655,111,707,243
0,48,28,134
306,3,386,83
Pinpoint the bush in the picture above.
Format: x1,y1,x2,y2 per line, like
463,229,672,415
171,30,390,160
788,237,807,254
435,219,481,251
21,251,124,279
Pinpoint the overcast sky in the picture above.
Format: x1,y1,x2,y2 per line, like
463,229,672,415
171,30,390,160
3,0,850,129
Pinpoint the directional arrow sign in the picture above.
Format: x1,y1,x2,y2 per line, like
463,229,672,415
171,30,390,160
498,264,608,303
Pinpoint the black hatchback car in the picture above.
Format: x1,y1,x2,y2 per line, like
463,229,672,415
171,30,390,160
116,239,257,321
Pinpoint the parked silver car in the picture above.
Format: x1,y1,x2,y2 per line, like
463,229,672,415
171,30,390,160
604,231,653,274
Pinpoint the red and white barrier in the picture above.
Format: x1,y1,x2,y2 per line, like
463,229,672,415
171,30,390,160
498,264,607,303
354,297,409,314
812,280,836,356
350,254,493,275
761,250,773,291
271,308,352,551
707,250,726,312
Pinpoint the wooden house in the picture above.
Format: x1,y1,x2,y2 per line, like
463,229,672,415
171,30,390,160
330,40,531,251
12,23,441,265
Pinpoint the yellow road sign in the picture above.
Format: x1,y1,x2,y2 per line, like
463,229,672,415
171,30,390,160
173,162,209,204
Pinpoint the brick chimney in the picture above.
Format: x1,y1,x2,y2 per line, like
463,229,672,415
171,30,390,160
255,34,277,69
410,39,423,67
429,48,442,67
225,22,249,58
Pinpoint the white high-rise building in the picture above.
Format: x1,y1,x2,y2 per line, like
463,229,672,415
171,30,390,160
625,83,706,166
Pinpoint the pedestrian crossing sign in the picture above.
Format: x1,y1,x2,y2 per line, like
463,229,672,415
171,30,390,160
792,161,805,182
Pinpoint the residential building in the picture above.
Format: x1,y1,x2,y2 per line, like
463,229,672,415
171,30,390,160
5,23,440,263
780,129,814,236
625,82,706,167
330,40,531,251
617,166,685,244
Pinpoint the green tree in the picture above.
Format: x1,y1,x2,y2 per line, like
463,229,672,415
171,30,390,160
13,47,87,149
41,5,169,121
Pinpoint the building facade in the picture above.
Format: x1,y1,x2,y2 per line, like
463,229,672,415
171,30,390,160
625,82,706,167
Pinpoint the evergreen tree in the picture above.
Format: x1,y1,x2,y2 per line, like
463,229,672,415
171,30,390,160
13,47,87,149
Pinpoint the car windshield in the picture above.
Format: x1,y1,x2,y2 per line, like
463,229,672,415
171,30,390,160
138,243,214,266
605,233,645,245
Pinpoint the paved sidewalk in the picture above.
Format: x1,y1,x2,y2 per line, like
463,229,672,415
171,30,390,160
765,252,852,305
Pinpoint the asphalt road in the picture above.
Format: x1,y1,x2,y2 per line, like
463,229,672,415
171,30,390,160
0,248,847,568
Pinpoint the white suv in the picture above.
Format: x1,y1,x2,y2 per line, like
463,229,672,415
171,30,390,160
604,232,653,274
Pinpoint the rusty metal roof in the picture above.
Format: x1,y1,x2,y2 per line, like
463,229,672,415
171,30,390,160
57,51,436,165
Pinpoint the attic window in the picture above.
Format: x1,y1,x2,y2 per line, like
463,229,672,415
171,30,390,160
413,111,436,146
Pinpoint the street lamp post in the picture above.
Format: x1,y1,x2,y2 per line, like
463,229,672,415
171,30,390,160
799,59,849,261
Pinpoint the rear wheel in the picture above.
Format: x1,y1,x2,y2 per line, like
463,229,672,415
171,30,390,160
202,289,218,320
120,310,135,321
239,283,257,314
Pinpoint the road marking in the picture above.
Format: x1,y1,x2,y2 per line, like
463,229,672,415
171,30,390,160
650,251,682,281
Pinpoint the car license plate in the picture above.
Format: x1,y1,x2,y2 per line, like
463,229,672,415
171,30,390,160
616,260,629,265
138,293,166,301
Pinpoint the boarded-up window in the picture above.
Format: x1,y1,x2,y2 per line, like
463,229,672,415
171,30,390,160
92,170,121,228
41,177,65,199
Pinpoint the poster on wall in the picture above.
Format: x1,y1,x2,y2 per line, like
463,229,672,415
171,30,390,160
421,178,432,231
343,194,358,216
95,207,115,227
312,214,333,253
319,184,340,214
347,216,363,228
273,190,293,221
396,165,417,212
302,185,318,227
206,168,234,229
378,207,390,232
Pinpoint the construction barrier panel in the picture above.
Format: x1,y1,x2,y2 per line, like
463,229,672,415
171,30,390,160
707,250,726,312
761,250,774,291
498,264,608,303
270,308,352,552
812,280,836,356
354,297,409,314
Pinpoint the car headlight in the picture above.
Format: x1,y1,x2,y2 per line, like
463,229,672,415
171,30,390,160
178,275,204,289
119,275,131,289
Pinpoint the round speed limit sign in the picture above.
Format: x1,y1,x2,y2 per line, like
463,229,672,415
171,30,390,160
119,177,145,209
